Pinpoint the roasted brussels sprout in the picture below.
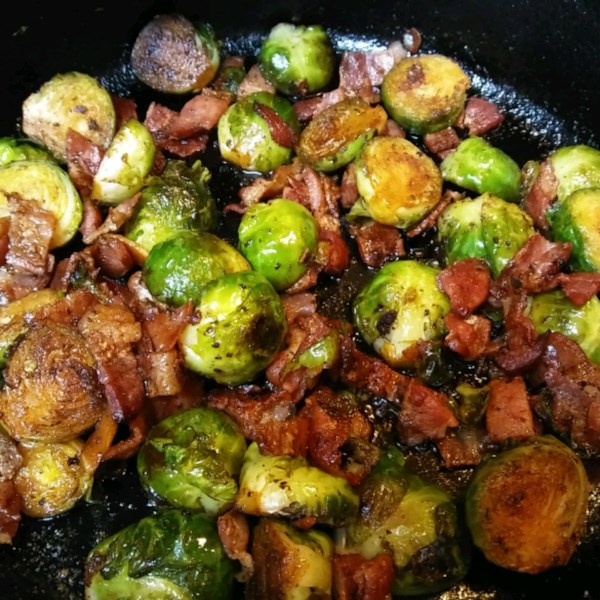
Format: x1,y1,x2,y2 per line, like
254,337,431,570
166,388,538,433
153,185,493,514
343,445,469,596
465,435,589,574
125,159,218,252
137,407,247,516
258,23,335,97
548,143,600,204
217,91,300,173
440,136,521,202
179,270,287,385
381,54,470,135
131,14,220,94
85,509,235,599
348,136,442,229
352,260,451,368
142,230,250,306
246,518,334,600
0,136,54,167
236,442,359,526
237,198,319,290
296,97,387,172
437,192,535,277
21,71,116,163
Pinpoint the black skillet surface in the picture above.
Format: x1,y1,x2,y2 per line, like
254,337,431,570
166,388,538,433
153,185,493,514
1,1,600,598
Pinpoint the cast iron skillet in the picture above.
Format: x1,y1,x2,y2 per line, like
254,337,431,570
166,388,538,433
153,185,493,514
1,1,600,598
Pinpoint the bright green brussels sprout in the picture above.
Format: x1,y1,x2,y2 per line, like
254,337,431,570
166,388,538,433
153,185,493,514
0,136,55,167
352,260,451,368
237,198,319,290
137,407,247,516
258,23,335,97
381,54,470,135
343,445,469,596
125,159,218,252
179,270,287,385
236,442,359,526
437,192,535,277
526,289,600,364
217,91,300,173
297,97,387,173
84,509,235,599
440,136,521,202
549,187,600,272
348,136,442,229
465,435,589,574
548,144,600,204
142,231,250,306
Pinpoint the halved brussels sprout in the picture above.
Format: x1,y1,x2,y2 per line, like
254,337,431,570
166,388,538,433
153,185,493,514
179,270,287,385
91,119,156,205
21,71,116,163
352,260,450,368
440,136,521,202
548,144,600,204
381,54,470,135
348,136,442,229
85,509,235,599
237,198,319,290
137,407,247,516
217,91,300,173
437,192,535,277
296,97,387,172
0,136,55,167
131,14,220,94
258,23,335,97
465,435,589,574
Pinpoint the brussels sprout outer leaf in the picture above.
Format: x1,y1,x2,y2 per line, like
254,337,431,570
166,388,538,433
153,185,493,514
0,137,55,167
549,144,600,203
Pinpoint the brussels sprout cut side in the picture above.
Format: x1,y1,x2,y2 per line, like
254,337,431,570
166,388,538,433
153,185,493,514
548,144,600,204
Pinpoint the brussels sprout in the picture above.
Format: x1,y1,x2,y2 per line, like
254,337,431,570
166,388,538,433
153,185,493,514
465,435,589,574
237,198,319,290
0,136,55,167
85,509,235,599
527,289,600,364
344,445,469,596
246,518,334,600
91,119,156,205
348,136,442,229
137,407,247,516
14,438,92,518
236,442,359,526
21,71,116,163
179,270,287,385
352,260,451,368
258,23,335,97
0,159,83,248
217,91,300,173
440,136,521,202
437,192,535,277
381,54,470,135
125,159,218,252
548,144,600,204
131,14,220,94
296,97,387,172
549,187,600,272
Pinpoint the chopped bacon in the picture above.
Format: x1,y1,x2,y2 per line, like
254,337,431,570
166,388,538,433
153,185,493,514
237,64,276,97
111,95,138,128
333,553,394,600
407,189,460,239
217,511,253,581
340,162,359,209
0,481,22,544
381,118,406,138
436,426,483,468
558,271,600,306
0,431,22,482
254,101,298,148
102,411,148,461
0,217,9,266
140,302,195,352
423,127,461,160
444,313,495,360
89,234,138,278
456,97,505,136
79,199,103,240
347,219,405,267
82,193,141,244
66,129,104,198
437,258,491,317
167,90,231,138
523,159,559,233
318,228,351,274
138,350,183,397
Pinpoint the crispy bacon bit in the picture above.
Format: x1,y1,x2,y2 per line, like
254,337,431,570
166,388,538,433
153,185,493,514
407,189,460,239
0,481,22,544
102,411,148,461
79,199,103,240
381,118,406,138
444,313,494,360
237,64,276,97
253,101,298,148
0,217,9,266
559,271,600,306
347,219,405,267
456,97,505,136
111,95,138,128
436,427,483,468
82,193,141,244
89,234,137,278
523,159,559,233
217,511,253,582
423,127,461,160
167,91,231,138
66,129,104,198
318,228,351,274
340,162,359,209
333,553,394,600
437,258,491,317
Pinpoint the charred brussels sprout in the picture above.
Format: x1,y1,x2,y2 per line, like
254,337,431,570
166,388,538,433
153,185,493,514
0,136,54,166
352,260,450,368
258,23,335,97
437,192,535,277
179,270,287,385
297,97,387,172
237,198,319,290
381,54,470,135
548,144,600,204
465,435,589,574
142,231,250,306
84,509,235,599
440,136,521,202
348,136,442,229
137,407,247,516
217,91,300,173
131,14,220,94
236,442,359,526
125,159,218,252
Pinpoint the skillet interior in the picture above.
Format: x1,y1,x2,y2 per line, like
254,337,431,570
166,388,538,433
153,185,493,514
0,0,599,597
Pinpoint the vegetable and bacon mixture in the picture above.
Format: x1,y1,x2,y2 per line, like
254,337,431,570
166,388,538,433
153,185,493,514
0,11,599,599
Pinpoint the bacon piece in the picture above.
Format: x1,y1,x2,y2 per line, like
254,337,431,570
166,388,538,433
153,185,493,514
237,64,276,97
111,95,138,128
437,258,491,317
340,162,359,209
0,481,22,544
0,431,22,482
347,220,405,268
436,427,483,468
381,118,406,138
523,159,558,233
558,271,600,306
254,101,298,148
0,217,9,266
79,198,103,240
66,129,104,199
456,97,505,136
318,228,350,274
82,193,141,244
102,411,148,461
217,511,253,581
89,234,137,278
444,313,494,360
333,553,394,600
167,91,231,138
406,189,460,239
423,127,460,160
